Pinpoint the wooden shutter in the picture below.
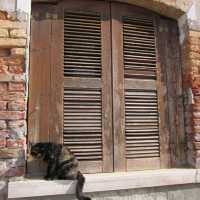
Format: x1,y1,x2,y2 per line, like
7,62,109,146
29,4,63,145
58,0,113,173
156,16,186,167
29,1,185,175
28,4,63,176
29,4,52,145
111,3,171,171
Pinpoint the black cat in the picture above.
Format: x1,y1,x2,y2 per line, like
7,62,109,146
30,142,91,200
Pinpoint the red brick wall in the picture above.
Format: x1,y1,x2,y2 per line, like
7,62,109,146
0,11,27,177
182,30,200,168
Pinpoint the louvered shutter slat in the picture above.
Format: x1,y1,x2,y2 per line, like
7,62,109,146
124,16,157,80
64,12,101,78
61,0,112,173
112,4,162,171
124,14,160,168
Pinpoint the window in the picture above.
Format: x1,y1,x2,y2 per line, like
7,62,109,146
28,0,185,175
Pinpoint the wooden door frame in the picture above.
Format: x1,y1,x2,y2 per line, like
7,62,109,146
28,0,186,175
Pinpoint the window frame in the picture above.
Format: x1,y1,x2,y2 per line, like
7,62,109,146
28,0,186,176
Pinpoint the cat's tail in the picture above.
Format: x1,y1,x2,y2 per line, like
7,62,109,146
76,171,92,200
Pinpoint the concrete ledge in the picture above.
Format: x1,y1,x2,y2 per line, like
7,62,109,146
8,169,200,199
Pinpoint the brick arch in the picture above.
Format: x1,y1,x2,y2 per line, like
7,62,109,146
32,0,193,19
114,0,192,19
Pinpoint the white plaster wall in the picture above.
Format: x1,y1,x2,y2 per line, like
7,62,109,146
187,0,200,20
187,0,196,20
0,0,31,15
0,0,16,12
196,0,200,20
16,0,31,14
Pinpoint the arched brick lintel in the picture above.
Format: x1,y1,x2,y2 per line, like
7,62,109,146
114,0,193,19
32,0,193,19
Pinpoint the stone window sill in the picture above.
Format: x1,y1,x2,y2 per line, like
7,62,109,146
8,169,200,199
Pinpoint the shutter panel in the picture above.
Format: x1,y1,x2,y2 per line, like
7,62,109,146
29,4,52,144
112,3,167,171
156,17,185,167
29,4,63,145
28,4,63,176
58,0,113,173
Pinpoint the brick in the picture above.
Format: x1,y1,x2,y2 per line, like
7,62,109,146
0,127,26,140
189,31,200,38
190,44,200,53
0,49,10,57
0,38,26,48
194,125,200,132
9,127,26,139
195,134,200,141
0,102,7,111
0,120,7,130
0,11,8,20
192,105,200,112
0,148,24,159
189,38,200,46
12,74,26,82
194,96,200,104
0,74,25,82
8,57,24,66
0,20,26,30
0,56,25,66
0,92,24,101
0,137,6,148
8,120,25,128
0,58,9,65
194,142,200,150
0,83,7,93
5,166,25,177
7,12,18,21
6,139,25,148
193,119,200,126
8,101,25,111
0,65,8,74
8,83,25,92
0,28,9,38
11,48,25,57
9,65,23,74
10,29,27,38
6,158,25,168
0,74,13,82
0,131,9,138
0,111,25,120
190,52,200,60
